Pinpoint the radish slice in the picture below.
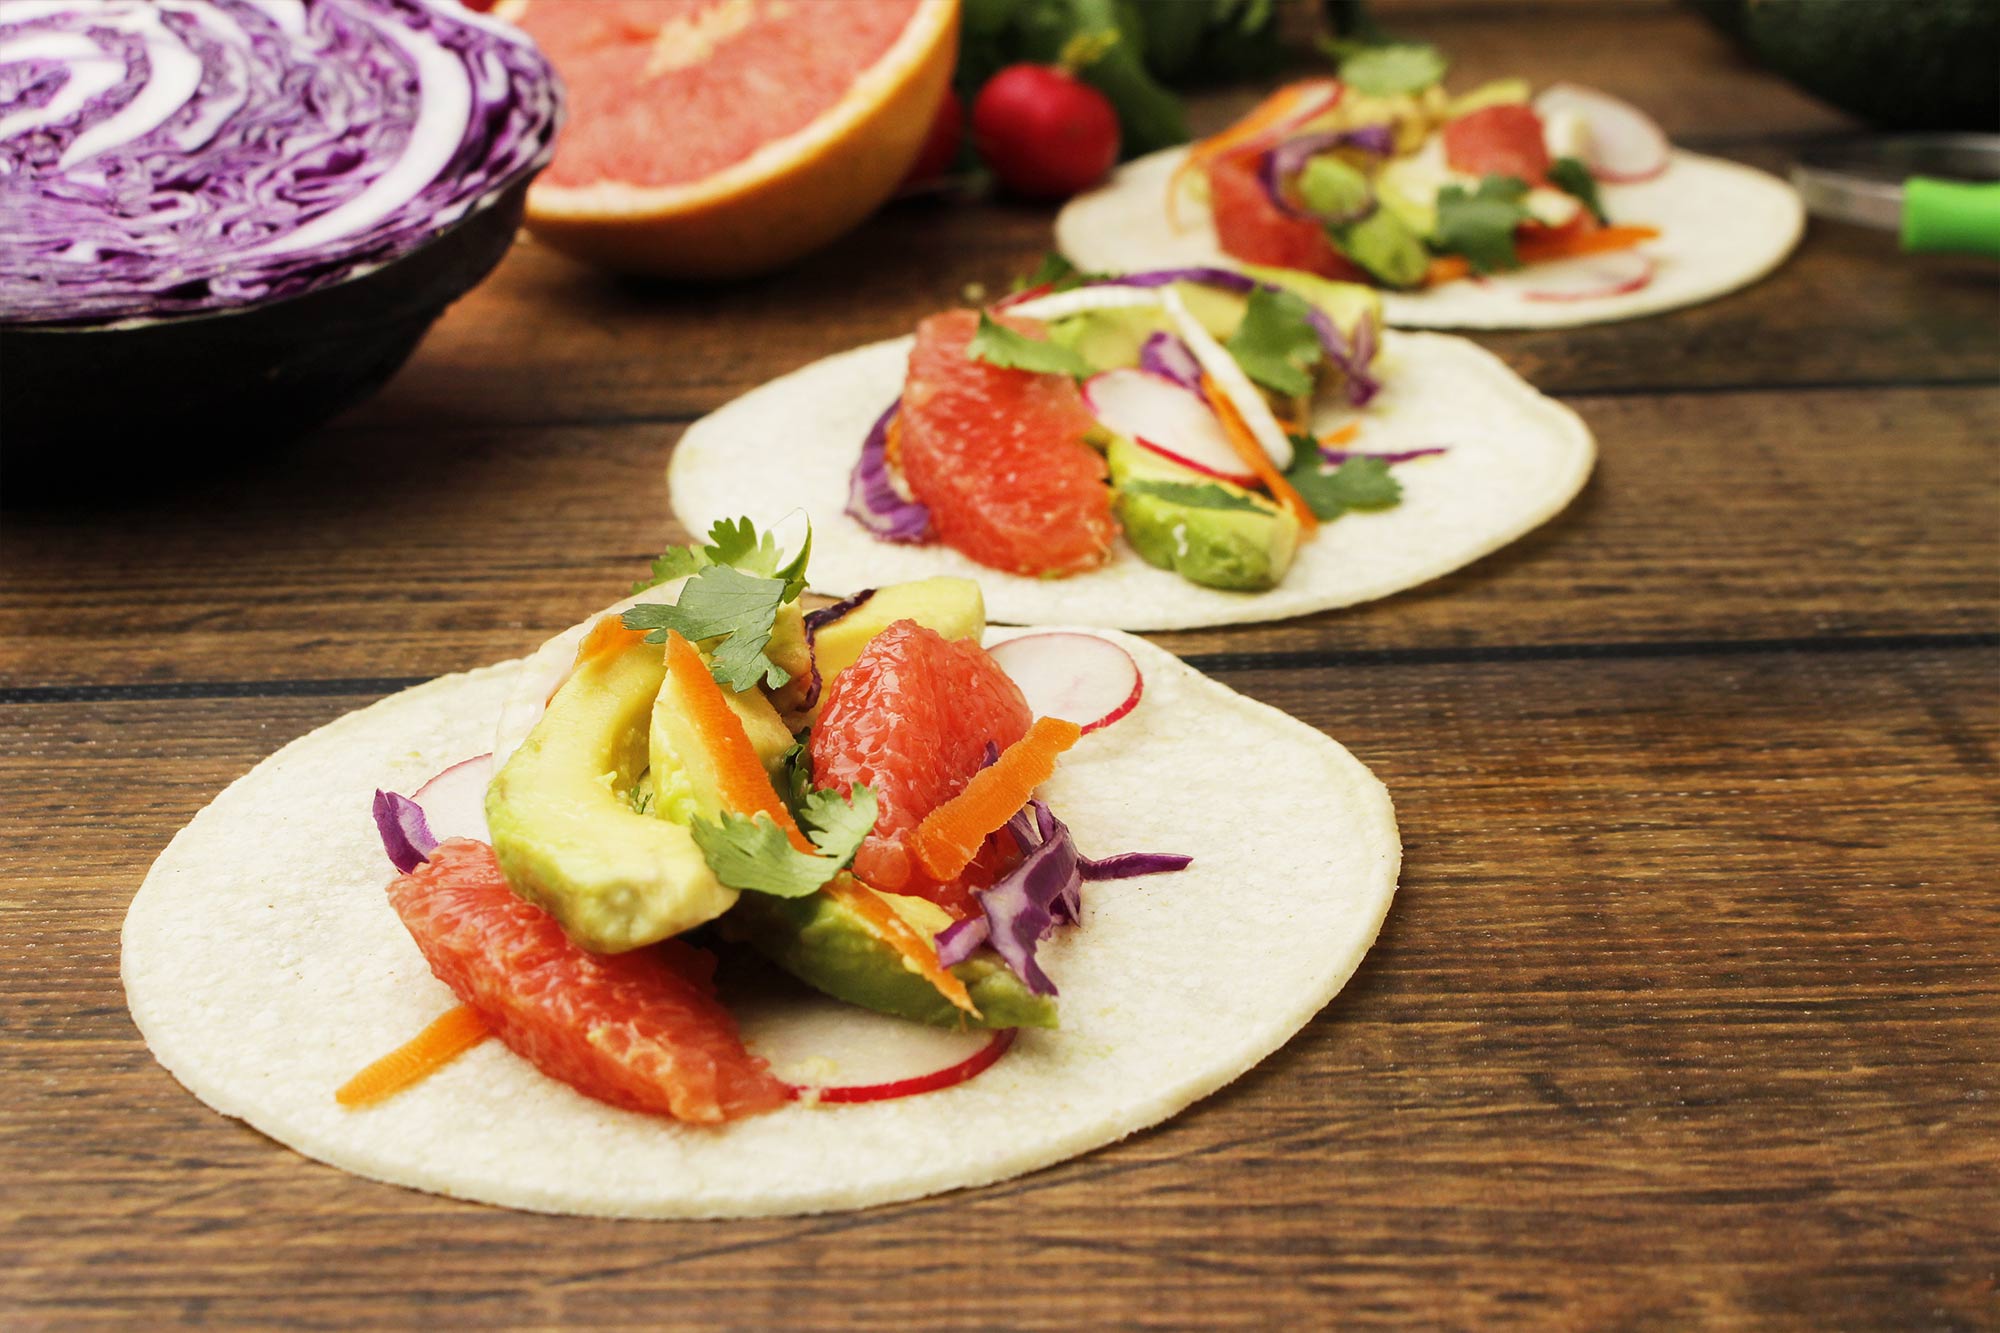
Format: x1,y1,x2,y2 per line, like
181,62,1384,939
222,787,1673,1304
1083,369,1258,487
1157,286,1293,469
732,986,1009,1099
414,754,494,845
1532,83,1669,184
988,632,1143,735
1004,284,1163,321
1506,249,1657,302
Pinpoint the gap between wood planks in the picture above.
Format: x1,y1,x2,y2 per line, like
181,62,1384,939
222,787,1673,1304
2,632,1993,707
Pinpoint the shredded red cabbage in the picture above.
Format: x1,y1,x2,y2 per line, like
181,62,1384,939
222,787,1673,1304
1138,331,1207,399
372,788,436,873
845,399,932,542
1,0,561,326
1258,126,1395,223
1321,444,1448,466
933,794,1191,996
1089,268,1380,408
798,588,876,713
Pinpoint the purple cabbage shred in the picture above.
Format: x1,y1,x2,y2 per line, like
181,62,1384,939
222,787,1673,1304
1257,127,1395,225
1138,331,1207,399
1321,444,1448,467
372,789,437,873
798,588,876,712
845,399,932,542
931,793,1191,996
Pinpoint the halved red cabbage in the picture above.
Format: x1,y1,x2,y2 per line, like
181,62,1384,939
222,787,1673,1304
845,399,933,542
798,587,876,713
1258,126,1395,223
372,788,436,873
1085,268,1381,407
0,0,561,325
933,795,1190,997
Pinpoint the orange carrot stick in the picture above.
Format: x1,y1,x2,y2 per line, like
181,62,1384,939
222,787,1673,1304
824,874,977,1017
1320,422,1360,448
914,717,1083,883
336,1003,491,1108
575,613,648,668
660,629,813,853
1201,373,1319,534
1426,225,1661,288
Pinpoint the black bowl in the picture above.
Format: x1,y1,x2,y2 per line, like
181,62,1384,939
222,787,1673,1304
0,177,532,499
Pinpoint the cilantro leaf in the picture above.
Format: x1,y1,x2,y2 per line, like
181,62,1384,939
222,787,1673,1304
1319,38,1446,97
688,784,877,899
622,564,791,692
777,737,814,821
1012,252,1096,294
631,544,709,594
1224,287,1323,399
1434,175,1532,274
967,312,1091,378
1283,433,1403,520
1120,479,1268,514
1547,156,1608,225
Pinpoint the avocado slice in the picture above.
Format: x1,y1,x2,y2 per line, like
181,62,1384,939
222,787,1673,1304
487,632,735,953
1106,433,1300,591
802,577,986,724
648,666,795,824
722,888,1056,1029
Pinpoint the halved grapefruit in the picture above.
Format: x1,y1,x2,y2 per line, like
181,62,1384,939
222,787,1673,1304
498,0,959,278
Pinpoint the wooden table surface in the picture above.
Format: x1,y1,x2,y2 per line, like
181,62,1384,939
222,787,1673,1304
4,2,1996,1327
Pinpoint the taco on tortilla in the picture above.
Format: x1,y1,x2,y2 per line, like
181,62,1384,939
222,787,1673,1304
669,267,1595,631
1053,73,1803,330
122,521,1400,1217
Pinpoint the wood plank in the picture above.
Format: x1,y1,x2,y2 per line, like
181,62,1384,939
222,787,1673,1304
4,644,1992,1328
4,385,1993,688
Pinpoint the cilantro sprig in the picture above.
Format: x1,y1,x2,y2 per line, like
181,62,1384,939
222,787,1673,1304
967,312,1091,378
1318,37,1446,97
1224,287,1324,399
1433,175,1532,274
1282,434,1403,521
1121,478,1268,514
622,517,812,692
689,784,878,899
632,516,811,600
1547,156,1608,225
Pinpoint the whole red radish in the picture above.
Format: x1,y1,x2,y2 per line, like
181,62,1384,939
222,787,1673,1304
900,87,963,190
973,64,1120,200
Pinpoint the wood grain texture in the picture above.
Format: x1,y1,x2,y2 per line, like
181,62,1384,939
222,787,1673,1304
3,0,1997,1327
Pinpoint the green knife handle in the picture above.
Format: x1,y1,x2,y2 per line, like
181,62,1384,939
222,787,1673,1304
1901,178,2000,260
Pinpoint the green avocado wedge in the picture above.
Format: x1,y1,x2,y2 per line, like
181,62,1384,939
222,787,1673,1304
487,630,737,953
1106,433,1300,591
722,888,1056,1030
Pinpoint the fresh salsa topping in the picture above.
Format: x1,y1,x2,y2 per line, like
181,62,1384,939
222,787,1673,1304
357,528,1189,1120
1178,65,1668,291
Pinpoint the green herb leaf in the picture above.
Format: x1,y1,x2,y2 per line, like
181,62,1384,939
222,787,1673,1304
1547,155,1608,225
968,311,1092,377
1283,433,1403,520
688,784,877,899
1013,251,1097,294
1224,286,1323,399
622,564,791,692
631,516,811,599
1320,38,1446,97
631,544,709,594
1121,478,1268,513
1433,175,1531,274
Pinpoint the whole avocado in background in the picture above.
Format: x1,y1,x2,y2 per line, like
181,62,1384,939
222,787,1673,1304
1687,0,1999,131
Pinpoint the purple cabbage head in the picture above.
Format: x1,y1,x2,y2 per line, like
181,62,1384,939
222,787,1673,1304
0,0,563,325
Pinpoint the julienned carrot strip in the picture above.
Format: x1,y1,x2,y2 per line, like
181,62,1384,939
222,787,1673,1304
1167,80,1340,229
661,630,813,854
824,874,977,1017
336,1003,491,1108
914,717,1083,883
1425,225,1661,288
1320,422,1359,448
663,632,974,1016
575,613,648,668
1200,373,1319,534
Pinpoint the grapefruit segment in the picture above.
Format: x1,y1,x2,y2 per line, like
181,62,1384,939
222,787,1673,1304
898,309,1117,577
503,0,959,277
385,839,790,1123
809,620,1032,915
